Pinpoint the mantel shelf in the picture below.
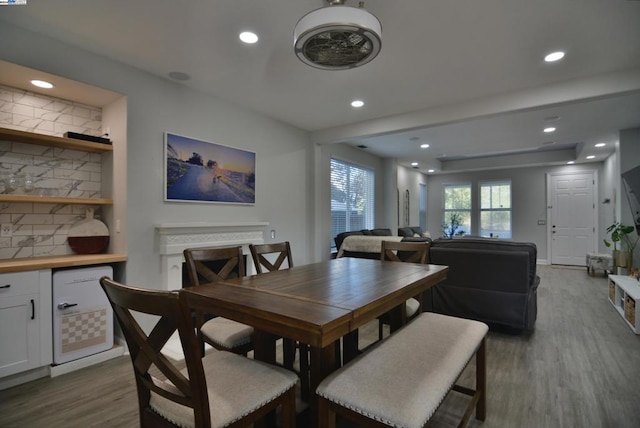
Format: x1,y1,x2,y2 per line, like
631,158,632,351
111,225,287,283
0,195,113,205
0,127,113,153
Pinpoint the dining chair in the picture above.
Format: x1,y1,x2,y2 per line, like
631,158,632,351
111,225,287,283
249,242,310,397
99,277,297,428
249,241,293,274
183,246,254,356
378,240,431,340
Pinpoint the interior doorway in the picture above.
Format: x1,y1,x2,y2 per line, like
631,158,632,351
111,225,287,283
547,171,598,266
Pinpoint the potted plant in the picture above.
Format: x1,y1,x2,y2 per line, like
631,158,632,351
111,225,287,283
604,222,638,270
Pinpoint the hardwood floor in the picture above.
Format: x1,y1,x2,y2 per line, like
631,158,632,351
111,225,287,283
1,265,639,427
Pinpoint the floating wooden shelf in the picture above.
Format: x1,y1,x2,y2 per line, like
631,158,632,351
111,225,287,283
0,128,113,205
0,127,113,154
0,254,128,273
0,195,113,205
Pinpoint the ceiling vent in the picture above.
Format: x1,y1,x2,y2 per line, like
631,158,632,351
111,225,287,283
294,0,382,70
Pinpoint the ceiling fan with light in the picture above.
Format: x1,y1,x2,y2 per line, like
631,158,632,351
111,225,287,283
293,0,382,70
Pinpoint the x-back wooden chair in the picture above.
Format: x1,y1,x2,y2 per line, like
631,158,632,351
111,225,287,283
249,241,293,274
183,246,254,356
378,240,431,340
248,242,311,395
99,276,297,428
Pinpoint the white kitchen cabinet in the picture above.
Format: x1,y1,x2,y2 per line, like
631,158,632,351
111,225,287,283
0,270,52,378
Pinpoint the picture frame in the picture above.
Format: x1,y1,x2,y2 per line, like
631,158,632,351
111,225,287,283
164,132,256,204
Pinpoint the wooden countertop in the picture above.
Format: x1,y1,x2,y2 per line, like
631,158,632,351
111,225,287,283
0,254,127,273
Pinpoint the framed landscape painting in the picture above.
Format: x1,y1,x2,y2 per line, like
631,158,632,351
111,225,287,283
164,132,256,204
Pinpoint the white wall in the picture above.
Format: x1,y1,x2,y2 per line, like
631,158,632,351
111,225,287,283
619,127,640,267
426,163,606,262
601,151,618,253
0,23,314,296
397,165,428,229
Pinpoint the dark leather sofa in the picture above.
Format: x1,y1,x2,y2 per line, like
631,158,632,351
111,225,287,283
426,238,539,331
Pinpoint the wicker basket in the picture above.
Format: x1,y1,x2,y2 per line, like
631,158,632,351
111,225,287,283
625,295,636,327
609,280,616,303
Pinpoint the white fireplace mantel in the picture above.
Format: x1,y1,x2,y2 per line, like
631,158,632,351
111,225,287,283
155,221,269,290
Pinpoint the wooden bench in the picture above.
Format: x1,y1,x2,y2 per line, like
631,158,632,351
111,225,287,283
316,312,488,428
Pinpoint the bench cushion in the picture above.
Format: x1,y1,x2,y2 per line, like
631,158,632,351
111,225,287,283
316,313,488,428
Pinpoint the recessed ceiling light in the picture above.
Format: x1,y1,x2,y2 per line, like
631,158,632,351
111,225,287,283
543,115,561,122
351,100,364,108
567,161,575,165
427,169,435,173
420,143,430,149
544,51,565,62
586,155,595,159
595,143,606,147
30,79,54,89
239,31,258,44
411,162,419,167
543,127,556,133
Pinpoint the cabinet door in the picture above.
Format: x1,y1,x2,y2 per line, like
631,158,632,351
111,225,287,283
0,294,40,377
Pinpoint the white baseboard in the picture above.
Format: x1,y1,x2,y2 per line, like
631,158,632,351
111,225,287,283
50,344,125,378
0,366,50,391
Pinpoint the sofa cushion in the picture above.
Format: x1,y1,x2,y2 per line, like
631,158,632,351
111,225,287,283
398,226,424,237
370,228,392,236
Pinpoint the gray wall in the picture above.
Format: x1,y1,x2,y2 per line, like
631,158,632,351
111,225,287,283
426,163,608,262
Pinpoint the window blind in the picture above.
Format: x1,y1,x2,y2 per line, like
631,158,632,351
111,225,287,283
330,158,375,249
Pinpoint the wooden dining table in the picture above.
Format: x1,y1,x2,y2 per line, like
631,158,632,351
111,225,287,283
181,257,448,427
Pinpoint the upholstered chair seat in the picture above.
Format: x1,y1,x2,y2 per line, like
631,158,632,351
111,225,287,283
150,349,297,428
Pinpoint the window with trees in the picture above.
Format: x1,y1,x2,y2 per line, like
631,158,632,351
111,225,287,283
443,183,472,237
330,158,375,249
480,180,512,238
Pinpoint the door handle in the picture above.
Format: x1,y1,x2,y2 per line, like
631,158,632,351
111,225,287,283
0,284,10,289
31,299,35,320
57,302,78,310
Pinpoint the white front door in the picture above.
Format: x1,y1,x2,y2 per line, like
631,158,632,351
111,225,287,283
549,172,596,266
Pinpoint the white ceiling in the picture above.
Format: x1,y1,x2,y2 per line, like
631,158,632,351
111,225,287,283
1,0,639,173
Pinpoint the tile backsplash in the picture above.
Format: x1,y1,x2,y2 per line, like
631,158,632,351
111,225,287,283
0,84,105,259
